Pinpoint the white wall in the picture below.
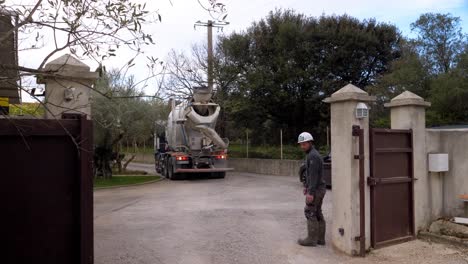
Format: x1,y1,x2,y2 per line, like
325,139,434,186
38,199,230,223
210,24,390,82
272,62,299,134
44,78,92,119
426,128,468,220
228,158,302,176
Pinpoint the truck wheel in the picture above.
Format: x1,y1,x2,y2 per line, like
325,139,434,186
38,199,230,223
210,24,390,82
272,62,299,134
156,156,163,174
164,158,170,179
167,159,174,180
155,161,162,174
167,159,185,180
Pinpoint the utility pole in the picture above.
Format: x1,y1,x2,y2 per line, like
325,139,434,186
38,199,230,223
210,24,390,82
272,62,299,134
207,20,213,92
280,129,283,160
246,130,249,159
194,20,229,93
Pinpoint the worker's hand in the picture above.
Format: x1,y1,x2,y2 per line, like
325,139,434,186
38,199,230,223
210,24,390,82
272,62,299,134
306,194,314,204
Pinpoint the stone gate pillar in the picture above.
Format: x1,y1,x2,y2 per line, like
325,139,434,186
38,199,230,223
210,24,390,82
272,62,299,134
384,91,431,231
38,54,99,119
324,84,375,255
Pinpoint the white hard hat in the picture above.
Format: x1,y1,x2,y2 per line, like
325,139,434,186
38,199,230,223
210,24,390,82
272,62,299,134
298,132,313,143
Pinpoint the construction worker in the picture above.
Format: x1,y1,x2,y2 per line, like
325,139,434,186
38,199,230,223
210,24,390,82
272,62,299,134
297,132,326,247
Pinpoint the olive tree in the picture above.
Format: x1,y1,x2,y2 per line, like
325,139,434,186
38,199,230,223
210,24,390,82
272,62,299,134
92,69,169,177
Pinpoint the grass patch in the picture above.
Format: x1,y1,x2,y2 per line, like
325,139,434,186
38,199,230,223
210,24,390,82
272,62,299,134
112,169,148,175
94,175,160,188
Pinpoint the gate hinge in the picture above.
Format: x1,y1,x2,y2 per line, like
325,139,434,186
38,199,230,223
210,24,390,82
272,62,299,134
354,155,364,160
367,177,379,186
352,125,362,136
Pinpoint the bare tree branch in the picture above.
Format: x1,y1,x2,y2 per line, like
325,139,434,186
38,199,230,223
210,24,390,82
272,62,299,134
0,0,43,44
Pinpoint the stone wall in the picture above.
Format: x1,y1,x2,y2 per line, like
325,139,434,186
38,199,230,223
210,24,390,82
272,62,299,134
228,158,302,177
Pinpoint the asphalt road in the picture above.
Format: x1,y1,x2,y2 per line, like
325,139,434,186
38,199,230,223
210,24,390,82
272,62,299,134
95,163,468,264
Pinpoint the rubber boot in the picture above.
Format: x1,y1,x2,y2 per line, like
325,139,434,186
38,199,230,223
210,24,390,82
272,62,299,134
298,219,318,247
318,220,326,245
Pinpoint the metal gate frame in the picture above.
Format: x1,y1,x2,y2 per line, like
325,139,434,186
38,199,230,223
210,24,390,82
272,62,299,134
369,128,416,249
0,115,93,264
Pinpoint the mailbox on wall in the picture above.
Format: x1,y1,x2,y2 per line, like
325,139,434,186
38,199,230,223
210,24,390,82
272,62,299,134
428,153,449,172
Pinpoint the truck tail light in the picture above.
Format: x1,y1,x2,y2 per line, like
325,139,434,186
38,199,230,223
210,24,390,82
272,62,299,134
215,154,227,160
176,156,189,161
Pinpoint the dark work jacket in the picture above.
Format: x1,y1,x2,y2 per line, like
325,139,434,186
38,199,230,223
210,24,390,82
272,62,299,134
305,147,326,195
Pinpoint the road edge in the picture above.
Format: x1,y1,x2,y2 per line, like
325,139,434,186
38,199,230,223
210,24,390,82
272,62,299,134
93,177,165,191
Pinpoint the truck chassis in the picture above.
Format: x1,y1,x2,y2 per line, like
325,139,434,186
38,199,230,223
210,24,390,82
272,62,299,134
155,151,233,180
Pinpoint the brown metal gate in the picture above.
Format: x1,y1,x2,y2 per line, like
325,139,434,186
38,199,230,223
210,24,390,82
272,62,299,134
369,128,415,249
0,116,93,264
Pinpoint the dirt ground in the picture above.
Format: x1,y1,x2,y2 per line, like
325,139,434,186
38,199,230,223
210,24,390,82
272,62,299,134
94,166,468,264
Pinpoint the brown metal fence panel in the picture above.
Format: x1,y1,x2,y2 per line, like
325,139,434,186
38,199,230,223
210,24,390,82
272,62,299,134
0,116,93,264
369,128,415,249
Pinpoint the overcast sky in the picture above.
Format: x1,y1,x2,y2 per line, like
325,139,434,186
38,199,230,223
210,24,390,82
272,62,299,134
17,0,468,101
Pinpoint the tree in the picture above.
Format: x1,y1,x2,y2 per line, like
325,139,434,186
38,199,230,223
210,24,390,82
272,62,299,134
369,40,430,101
0,0,228,101
217,10,401,144
370,13,468,127
0,0,166,129
92,69,169,178
411,13,466,74
0,0,224,174
1,0,159,72
427,51,468,125
368,40,431,127
163,45,209,99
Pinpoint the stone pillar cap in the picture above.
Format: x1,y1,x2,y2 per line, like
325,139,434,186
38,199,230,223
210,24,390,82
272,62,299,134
38,54,99,82
323,84,376,103
44,54,90,72
384,91,431,108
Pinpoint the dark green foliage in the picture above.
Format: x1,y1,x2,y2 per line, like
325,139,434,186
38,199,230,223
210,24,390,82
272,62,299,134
368,40,431,127
170,10,467,149
217,10,401,145
371,12,468,127
427,52,468,126
369,40,430,103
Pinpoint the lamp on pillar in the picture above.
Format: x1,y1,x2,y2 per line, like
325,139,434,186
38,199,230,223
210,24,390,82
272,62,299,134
323,84,376,256
37,54,99,119
355,102,369,119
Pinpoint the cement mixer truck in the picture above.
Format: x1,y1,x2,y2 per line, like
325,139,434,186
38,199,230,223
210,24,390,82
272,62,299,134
154,87,233,180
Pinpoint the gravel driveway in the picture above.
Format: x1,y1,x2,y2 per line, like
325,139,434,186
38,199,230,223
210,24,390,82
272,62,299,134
95,164,468,264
